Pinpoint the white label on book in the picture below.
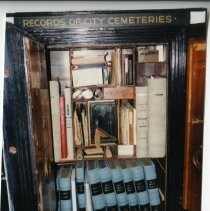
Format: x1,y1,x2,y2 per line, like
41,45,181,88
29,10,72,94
66,117,72,128
137,110,148,128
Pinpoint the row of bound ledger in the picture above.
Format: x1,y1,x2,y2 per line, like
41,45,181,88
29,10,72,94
56,158,162,211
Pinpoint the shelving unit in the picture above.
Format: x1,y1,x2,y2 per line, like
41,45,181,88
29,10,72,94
3,8,207,211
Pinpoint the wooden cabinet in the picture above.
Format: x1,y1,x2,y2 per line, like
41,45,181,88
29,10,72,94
182,40,206,211
3,9,207,211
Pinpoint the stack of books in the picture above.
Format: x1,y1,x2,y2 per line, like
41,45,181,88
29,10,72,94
56,159,162,210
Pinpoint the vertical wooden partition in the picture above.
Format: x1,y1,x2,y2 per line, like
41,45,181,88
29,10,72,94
183,40,206,211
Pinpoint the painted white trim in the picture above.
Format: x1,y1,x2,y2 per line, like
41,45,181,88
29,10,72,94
190,11,206,24
1,1,210,12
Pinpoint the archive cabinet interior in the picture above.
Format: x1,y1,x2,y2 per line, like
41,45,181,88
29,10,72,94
3,8,207,211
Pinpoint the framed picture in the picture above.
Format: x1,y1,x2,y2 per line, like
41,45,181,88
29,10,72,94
88,100,118,145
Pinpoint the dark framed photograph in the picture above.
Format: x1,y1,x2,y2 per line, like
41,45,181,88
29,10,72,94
88,100,118,145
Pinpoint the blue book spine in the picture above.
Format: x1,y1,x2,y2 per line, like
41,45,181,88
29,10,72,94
76,161,86,210
126,160,150,211
140,159,162,211
87,161,106,210
109,162,129,211
119,161,139,211
59,167,72,211
97,160,118,210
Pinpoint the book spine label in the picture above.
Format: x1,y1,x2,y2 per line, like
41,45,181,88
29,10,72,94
77,182,85,194
60,190,71,200
124,181,135,194
147,179,158,189
59,96,68,158
102,180,114,194
91,182,103,196
135,179,146,192
114,181,126,194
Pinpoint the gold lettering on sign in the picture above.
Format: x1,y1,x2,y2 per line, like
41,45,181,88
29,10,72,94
23,20,29,27
99,18,105,25
23,18,66,27
69,19,76,25
84,18,90,25
76,18,82,25
129,17,135,24
148,16,155,23
108,17,114,25
159,16,165,23
141,16,148,23
22,15,174,28
166,15,172,23
122,17,128,24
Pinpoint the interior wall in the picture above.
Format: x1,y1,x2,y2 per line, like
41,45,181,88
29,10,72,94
0,1,210,210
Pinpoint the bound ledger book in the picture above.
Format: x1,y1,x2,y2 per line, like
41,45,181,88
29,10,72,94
117,160,139,210
147,77,166,158
57,166,72,211
97,160,118,210
125,160,150,211
49,81,61,162
86,161,106,210
106,160,129,211
64,87,74,160
135,77,167,158
135,86,149,158
50,81,73,161
140,158,162,210
76,161,86,210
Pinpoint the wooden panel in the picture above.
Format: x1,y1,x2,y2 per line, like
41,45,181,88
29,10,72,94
3,22,36,211
23,38,55,210
103,86,134,99
182,40,206,211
